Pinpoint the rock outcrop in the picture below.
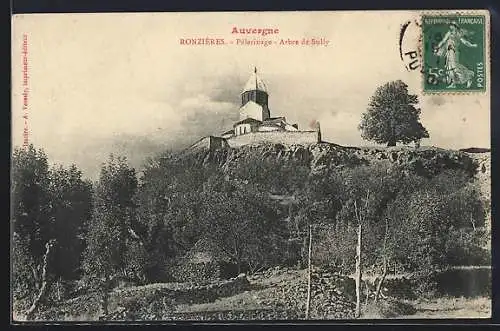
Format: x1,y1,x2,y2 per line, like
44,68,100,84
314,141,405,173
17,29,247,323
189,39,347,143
184,142,485,180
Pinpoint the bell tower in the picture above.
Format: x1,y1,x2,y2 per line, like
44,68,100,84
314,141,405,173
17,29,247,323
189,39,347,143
240,67,270,120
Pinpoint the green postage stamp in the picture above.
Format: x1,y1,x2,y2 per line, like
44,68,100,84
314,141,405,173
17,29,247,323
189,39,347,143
422,15,486,93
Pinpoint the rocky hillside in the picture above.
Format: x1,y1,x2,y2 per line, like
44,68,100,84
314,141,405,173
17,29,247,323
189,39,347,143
185,142,487,179
184,142,491,236
462,150,491,241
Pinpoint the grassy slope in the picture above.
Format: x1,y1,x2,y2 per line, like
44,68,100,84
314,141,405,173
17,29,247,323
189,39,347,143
175,269,306,314
398,296,491,319
14,267,491,321
360,296,490,319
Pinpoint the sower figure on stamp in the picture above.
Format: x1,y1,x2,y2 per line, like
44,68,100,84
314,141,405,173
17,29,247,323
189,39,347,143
433,21,477,88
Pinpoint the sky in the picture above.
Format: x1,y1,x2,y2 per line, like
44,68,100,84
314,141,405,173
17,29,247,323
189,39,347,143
12,11,490,179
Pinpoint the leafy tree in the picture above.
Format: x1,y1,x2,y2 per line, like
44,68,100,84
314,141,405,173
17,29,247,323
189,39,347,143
135,153,213,280
12,232,36,309
295,171,345,228
136,151,293,279
12,145,50,307
11,145,92,317
48,165,93,280
359,80,429,146
386,189,449,272
82,155,146,315
335,165,382,317
200,177,284,274
11,145,51,273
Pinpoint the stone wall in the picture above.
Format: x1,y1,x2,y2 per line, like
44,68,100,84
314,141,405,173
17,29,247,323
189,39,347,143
190,136,230,151
169,261,238,284
246,266,356,319
170,261,220,284
164,308,301,321
110,274,250,307
34,275,252,321
227,131,320,147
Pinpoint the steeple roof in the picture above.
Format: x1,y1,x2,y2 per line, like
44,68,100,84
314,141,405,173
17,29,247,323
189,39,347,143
242,67,268,94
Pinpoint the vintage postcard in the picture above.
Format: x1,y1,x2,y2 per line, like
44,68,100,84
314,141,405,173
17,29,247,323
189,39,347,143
11,10,491,322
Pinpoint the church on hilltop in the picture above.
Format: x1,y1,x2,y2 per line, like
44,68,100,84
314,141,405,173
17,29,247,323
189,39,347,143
191,68,322,150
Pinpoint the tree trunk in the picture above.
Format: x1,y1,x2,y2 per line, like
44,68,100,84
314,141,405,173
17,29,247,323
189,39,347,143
236,260,241,274
305,225,313,319
365,282,370,305
374,217,389,303
57,278,61,301
387,139,396,147
355,222,362,318
26,240,56,320
100,276,111,318
31,266,40,289
235,251,242,275
233,236,242,275
470,212,476,231
374,258,387,303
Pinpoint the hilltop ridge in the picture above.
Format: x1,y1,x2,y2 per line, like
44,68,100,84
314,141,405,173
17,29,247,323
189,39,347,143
183,142,488,180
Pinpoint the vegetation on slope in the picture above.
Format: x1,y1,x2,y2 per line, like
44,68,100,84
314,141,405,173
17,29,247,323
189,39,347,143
11,143,490,320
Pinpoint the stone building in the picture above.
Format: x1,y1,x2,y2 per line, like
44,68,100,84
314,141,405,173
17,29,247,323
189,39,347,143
191,68,322,150
230,67,307,137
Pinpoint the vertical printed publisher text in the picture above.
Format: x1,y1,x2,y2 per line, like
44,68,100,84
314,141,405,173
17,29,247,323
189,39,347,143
22,33,29,148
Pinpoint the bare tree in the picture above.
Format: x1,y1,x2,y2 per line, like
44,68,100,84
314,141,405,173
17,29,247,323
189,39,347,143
26,239,57,320
305,224,313,319
374,218,389,303
353,189,370,318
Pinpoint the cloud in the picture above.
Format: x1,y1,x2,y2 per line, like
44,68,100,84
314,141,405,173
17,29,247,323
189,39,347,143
44,133,170,180
13,12,490,180
173,71,244,139
209,73,244,104
50,78,244,179
177,94,238,138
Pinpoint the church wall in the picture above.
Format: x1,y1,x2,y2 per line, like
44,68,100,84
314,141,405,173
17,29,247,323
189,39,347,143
227,130,320,147
235,123,252,135
209,136,230,150
258,126,281,132
190,136,229,151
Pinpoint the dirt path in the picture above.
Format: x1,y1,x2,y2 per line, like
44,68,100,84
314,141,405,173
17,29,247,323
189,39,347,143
398,297,491,319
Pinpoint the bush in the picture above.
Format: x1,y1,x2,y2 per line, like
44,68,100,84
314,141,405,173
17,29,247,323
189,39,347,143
444,228,490,266
303,163,488,279
361,299,416,318
12,232,37,303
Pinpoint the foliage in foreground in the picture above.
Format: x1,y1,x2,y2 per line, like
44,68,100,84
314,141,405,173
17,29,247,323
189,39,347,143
12,145,92,309
11,144,489,318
